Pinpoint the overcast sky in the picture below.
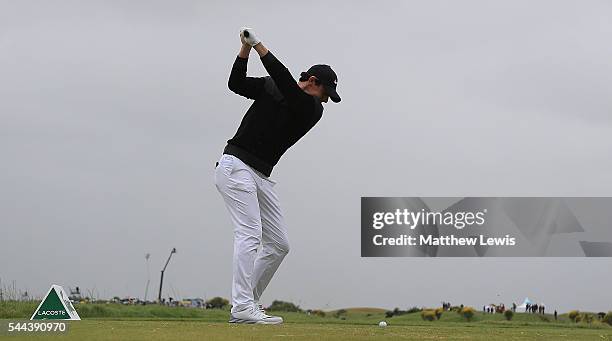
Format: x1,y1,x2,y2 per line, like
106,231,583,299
1,1,611,312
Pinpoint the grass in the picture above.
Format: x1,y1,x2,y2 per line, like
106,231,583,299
1,319,611,340
0,301,216,319
1,302,611,340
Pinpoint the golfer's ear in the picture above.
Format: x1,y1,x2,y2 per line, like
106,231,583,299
308,76,317,84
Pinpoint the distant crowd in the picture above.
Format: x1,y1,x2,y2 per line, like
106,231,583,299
525,303,545,314
483,303,507,314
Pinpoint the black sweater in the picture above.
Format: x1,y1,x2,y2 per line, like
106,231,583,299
224,51,323,177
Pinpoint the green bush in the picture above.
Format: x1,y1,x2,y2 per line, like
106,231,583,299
460,307,475,322
568,310,580,323
310,310,325,317
582,313,593,324
421,310,436,321
268,300,301,312
334,309,347,318
205,297,229,309
385,307,420,318
603,312,612,326
504,310,514,321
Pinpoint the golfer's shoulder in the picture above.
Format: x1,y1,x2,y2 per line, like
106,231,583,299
260,76,281,100
263,77,314,105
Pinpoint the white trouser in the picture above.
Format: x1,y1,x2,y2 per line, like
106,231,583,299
214,154,289,313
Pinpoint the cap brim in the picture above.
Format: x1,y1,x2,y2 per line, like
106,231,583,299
323,84,341,103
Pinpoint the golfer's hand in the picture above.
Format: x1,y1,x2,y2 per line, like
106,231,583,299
240,27,260,47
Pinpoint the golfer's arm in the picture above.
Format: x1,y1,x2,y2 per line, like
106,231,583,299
254,43,306,105
227,45,265,100
253,43,269,58
238,44,250,59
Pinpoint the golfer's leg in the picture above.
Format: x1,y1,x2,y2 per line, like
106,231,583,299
215,164,261,313
251,180,289,302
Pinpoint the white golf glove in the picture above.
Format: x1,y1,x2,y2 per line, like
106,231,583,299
240,27,260,47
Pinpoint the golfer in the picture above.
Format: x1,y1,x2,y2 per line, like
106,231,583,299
214,27,340,324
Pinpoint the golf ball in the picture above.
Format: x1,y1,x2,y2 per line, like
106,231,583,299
378,321,387,327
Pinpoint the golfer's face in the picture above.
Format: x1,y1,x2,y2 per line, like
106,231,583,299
308,77,328,103
313,82,328,103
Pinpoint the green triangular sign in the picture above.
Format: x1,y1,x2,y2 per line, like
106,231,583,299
31,285,81,320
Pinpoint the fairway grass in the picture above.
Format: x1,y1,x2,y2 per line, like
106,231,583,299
2,319,612,340
1,303,611,340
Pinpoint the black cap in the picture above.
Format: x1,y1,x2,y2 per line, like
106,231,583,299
304,64,341,103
